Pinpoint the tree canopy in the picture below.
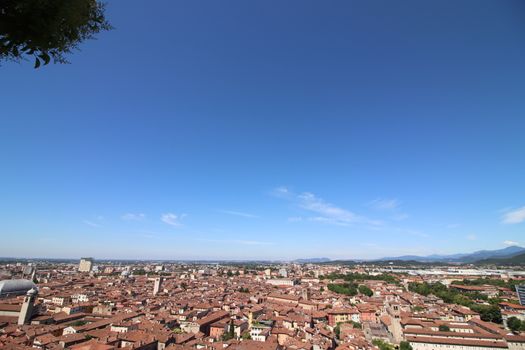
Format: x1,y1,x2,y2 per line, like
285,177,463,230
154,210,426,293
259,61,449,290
399,341,413,350
0,0,111,68
408,282,502,323
321,272,398,284
358,285,373,297
328,283,358,296
507,317,525,333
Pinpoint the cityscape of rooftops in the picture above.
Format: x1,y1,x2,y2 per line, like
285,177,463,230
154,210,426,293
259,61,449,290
1,1,524,349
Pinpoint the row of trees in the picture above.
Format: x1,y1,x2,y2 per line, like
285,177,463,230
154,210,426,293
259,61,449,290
327,283,373,297
321,272,398,284
408,282,502,323
409,281,489,302
459,278,519,291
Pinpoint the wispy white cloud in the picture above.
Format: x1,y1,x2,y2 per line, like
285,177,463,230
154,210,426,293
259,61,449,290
83,220,101,228
466,234,477,241
446,223,461,229
503,240,522,246
368,198,409,221
299,192,381,226
83,215,104,228
161,213,186,227
308,216,354,226
218,210,259,218
121,213,146,221
368,198,400,210
502,206,525,224
272,186,291,198
274,187,381,227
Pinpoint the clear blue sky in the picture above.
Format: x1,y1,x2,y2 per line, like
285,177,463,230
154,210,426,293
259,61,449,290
1,0,524,260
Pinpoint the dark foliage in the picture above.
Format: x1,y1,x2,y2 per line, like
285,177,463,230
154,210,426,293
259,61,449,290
0,0,111,68
328,283,358,296
507,317,525,333
358,285,373,297
399,341,413,350
320,272,398,284
439,325,450,332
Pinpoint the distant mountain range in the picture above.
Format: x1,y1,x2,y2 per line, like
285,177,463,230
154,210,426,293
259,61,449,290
293,246,525,265
379,246,525,264
474,252,525,265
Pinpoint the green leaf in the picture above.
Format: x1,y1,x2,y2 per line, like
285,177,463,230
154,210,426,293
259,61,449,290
34,57,41,69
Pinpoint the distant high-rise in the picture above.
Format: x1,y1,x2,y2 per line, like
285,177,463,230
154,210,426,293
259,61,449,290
153,277,163,295
78,258,94,272
516,285,525,305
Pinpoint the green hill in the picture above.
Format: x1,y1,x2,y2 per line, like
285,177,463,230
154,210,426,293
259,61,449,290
475,252,525,265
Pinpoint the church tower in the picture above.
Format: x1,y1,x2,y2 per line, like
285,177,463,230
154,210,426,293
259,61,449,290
301,288,309,301
153,277,163,295
18,288,37,325
31,267,37,283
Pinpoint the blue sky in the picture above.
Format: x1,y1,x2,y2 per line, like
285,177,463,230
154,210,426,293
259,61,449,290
1,0,524,260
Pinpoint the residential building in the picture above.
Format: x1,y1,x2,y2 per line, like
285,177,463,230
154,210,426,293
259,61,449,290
78,258,93,272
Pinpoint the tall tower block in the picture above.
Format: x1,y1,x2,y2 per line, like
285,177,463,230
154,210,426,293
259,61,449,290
153,277,163,295
18,288,37,325
78,258,94,272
